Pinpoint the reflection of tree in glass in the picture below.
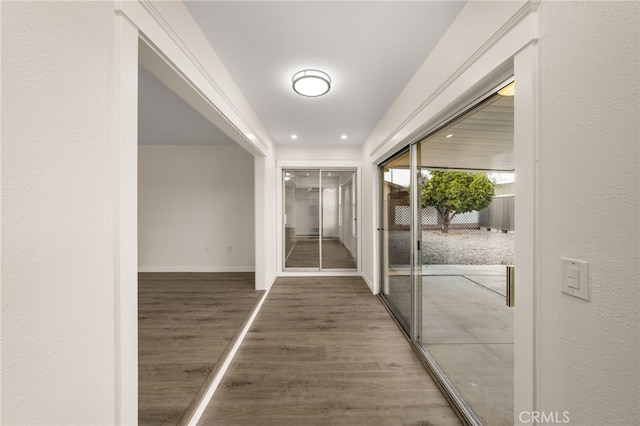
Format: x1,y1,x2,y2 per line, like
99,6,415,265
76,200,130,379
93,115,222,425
421,171,494,234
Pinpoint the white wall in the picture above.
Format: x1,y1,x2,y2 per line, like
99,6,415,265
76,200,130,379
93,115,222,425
277,144,362,161
255,155,277,289
535,2,639,423
138,145,254,272
360,163,377,291
2,2,118,424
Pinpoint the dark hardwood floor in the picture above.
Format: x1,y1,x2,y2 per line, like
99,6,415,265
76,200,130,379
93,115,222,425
199,276,461,425
138,272,264,425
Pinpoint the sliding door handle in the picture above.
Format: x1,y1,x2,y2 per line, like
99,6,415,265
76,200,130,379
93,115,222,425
506,265,515,307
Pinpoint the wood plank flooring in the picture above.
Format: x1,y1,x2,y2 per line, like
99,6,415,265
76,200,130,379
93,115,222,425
322,239,357,269
138,272,263,425
286,238,356,269
199,276,461,425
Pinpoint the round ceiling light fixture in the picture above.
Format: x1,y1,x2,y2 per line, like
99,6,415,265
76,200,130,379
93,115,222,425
292,69,331,97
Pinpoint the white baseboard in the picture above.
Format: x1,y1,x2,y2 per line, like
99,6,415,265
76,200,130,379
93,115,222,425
138,266,255,273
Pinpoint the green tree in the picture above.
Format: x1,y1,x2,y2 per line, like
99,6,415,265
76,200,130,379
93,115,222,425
421,171,494,234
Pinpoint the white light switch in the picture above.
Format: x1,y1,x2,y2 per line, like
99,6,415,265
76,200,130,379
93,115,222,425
561,257,589,301
567,266,580,289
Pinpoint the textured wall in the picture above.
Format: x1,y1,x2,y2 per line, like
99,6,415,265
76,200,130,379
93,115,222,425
1,2,117,424
536,1,639,423
138,145,255,272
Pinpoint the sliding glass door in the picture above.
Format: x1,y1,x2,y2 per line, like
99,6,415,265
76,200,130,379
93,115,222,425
283,169,357,271
379,83,515,425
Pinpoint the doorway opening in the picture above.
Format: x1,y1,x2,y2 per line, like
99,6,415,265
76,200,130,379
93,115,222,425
283,169,357,271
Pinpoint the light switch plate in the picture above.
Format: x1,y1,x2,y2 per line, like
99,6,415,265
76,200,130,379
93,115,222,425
561,257,589,301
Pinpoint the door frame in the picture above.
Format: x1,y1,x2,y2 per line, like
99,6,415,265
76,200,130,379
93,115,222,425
114,2,277,422
276,161,362,276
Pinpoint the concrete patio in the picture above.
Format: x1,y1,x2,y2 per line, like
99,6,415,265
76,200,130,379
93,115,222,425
422,265,513,425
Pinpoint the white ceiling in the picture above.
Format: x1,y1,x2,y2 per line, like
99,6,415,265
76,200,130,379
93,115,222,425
176,1,466,146
137,0,514,171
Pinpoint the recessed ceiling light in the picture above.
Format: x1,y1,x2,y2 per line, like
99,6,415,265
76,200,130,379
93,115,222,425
292,69,331,97
446,134,453,138
291,134,298,140
341,134,348,140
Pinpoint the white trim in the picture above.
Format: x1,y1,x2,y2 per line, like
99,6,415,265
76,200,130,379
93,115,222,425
278,271,362,278
116,1,272,157
514,40,540,423
138,1,269,153
138,266,255,273
113,11,139,425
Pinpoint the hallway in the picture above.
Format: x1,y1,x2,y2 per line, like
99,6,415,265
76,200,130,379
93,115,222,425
199,276,460,425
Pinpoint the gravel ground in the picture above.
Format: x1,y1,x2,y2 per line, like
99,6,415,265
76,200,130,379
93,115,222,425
388,229,515,265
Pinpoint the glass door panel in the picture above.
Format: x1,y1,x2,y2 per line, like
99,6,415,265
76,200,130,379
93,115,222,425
284,170,320,269
322,170,357,270
379,150,412,332
418,93,515,424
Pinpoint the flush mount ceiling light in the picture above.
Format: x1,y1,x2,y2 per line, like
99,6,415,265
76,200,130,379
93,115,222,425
292,69,331,97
